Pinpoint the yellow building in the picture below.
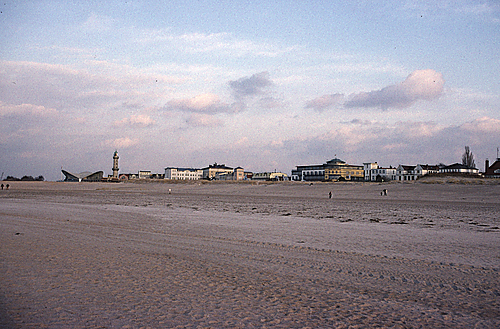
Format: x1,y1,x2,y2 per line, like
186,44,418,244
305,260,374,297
324,158,364,181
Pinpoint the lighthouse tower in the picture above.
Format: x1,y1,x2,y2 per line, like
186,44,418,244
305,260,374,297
112,150,119,179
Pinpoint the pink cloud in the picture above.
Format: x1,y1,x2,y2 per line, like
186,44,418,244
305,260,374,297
104,137,138,149
167,93,232,113
185,113,223,127
0,102,57,117
345,69,445,109
305,93,344,111
461,116,500,133
114,114,154,127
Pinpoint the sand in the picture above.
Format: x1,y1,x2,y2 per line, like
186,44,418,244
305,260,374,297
0,180,499,328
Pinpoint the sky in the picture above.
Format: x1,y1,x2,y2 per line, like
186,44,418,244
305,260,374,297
1,0,499,181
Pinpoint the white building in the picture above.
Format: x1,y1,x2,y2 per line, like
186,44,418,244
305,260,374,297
363,163,378,181
396,164,439,181
439,163,479,175
138,170,151,179
414,164,440,176
164,167,203,180
363,162,396,181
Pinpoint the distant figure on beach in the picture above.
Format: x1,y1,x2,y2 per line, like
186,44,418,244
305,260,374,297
329,191,332,199
168,188,171,194
6,184,9,190
1,184,3,190
381,189,387,196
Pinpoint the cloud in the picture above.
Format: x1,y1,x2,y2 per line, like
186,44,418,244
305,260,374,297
167,93,226,113
282,115,500,170
0,60,181,114
305,94,344,111
461,116,500,133
185,113,223,127
347,119,373,125
104,137,138,149
0,102,57,117
113,114,154,127
229,72,273,99
235,137,249,146
258,97,284,109
345,69,445,109
166,93,245,114
136,30,298,58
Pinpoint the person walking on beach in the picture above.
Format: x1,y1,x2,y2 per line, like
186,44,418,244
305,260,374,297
6,184,9,190
329,191,332,199
1,184,3,190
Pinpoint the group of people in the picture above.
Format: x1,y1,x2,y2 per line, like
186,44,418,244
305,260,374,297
1,183,9,190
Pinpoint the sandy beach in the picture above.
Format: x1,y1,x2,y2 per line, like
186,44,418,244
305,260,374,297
1,180,499,328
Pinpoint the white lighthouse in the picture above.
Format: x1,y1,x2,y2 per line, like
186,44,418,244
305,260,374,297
112,150,119,179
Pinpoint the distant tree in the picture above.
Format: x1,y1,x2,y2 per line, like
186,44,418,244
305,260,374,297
462,146,476,168
4,175,44,181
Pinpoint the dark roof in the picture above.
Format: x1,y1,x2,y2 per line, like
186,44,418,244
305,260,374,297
485,159,500,175
418,164,440,170
165,167,201,171
202,163,233,170
443,163,477,170
293,164,324,170
326,158,345,165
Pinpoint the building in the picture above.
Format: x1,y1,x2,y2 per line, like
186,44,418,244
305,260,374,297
415,164,440,176
112,150,119,179
233,167,245,180
138,170,151,179
291,164,325,181
363,162,378,181
363,162,396,181
396,165,416,181
61,170,103,182
291,158,363,182
396,164,440,181
324,158,364,181
439,163,479,175
202,163,234,180
119,174,131,180
252,172,289,181
484,157,500,178
165,167,203,180
213,166,245,180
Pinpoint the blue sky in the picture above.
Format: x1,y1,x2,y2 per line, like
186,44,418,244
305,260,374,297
1,0,499,180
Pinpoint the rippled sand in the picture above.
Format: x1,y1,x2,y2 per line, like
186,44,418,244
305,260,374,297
1,180,499,328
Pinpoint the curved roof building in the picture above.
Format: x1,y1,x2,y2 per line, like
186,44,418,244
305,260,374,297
61,170,103,182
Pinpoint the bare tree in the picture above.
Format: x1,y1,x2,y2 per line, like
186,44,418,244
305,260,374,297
462,146,476,168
